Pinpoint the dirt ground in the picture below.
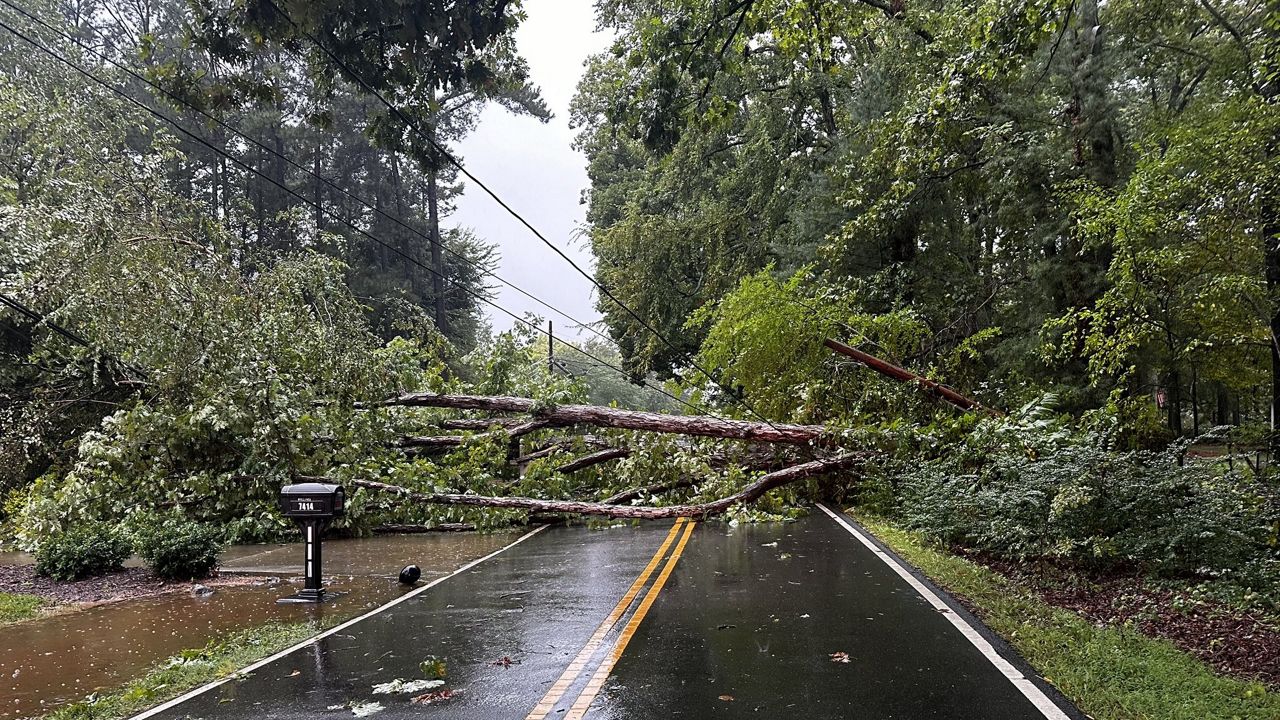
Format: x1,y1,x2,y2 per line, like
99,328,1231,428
964,552,1280,688
0,564,261,606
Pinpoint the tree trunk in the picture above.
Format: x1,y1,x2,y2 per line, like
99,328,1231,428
370,393,829,446
1191,366,1199,436
427,166,449,335
313,143,324,240
1167,368,1183,436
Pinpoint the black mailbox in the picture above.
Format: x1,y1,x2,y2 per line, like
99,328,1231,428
279,482,345,518
277,482,345,604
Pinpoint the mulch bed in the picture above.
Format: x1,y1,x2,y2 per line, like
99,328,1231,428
0,564,247,605
965,552,1280,688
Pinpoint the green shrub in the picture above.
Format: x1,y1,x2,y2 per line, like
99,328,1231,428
34,524,131,581
892,422,1279,577
133,517,225,580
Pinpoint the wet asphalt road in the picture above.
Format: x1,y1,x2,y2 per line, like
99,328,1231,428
139,509,1079,720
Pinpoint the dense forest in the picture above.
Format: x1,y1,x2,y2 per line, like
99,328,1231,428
579,0,1278,437
0,0,1278,613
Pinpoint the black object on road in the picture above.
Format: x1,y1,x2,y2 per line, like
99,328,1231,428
276,482,345,604
398,564,421,585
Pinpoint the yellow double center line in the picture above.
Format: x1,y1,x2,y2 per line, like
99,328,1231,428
525,518,697,720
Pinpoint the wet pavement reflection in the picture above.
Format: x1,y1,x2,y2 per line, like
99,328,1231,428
0,531,522,720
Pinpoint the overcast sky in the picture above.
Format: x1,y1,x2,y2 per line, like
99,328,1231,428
449,0,611,340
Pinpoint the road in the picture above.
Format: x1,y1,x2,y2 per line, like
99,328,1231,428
134,507,1081,720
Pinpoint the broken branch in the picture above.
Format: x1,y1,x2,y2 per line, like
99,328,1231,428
824,338,1001,416
556,447,632,473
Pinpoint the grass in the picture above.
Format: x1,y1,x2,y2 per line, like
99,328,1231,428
43,620,331,720
0,591,43,624
854,512,1279,720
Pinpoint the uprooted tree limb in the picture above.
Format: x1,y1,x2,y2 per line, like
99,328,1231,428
825,338,1002,416
351,453,866,519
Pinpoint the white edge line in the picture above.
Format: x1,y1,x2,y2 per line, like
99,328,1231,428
126,524,550,720
815,503,1071,720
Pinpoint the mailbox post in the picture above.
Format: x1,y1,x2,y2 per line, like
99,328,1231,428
278,482,345,603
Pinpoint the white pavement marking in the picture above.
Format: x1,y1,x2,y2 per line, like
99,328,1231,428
815,503,1072,720
126,524,549,720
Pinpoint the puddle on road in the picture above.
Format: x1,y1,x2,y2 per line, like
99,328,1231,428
0,530,523,720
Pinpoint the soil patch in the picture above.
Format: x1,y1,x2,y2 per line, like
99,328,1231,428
0,564,257,606
960,551,1280,688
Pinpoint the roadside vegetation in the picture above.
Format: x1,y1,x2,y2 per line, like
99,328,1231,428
859,515,1280,720
0,590,41,624
44,621,329,720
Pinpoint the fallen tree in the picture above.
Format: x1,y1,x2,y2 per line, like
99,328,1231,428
366,392,830,445
351,452,866,519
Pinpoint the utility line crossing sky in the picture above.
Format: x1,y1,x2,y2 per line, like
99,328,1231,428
452,0,611,340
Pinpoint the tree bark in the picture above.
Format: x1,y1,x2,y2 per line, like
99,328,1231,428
824,339,1000,415
427,165,449,335
351,453,865,519
556,447,632,473
369,393,829,445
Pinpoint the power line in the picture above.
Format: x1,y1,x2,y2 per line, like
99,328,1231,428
0,14,705,415
0,0,616,351
258,0,777,426
0,291,147,377
0,292,90,348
